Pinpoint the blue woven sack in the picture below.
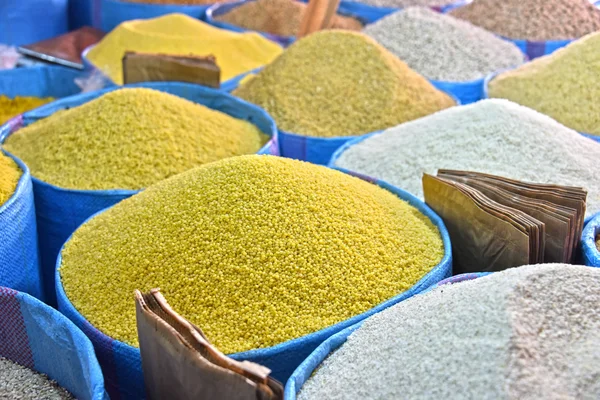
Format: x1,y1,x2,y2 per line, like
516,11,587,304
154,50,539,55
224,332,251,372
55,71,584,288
0,65,85,99
284,272,486,399
0,149,42,301
55,171,452,400
81,44,260,92
205,0,367,47
336,0,469,24
0,82,277,309
483,71,600,144
69,0,101,29
581,213,600,267
100,0,211,32
0,286,107,399
0,0,68,46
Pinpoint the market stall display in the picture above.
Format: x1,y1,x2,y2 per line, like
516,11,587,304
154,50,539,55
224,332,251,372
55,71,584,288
449,0,600,58
2,1,600,398
291,264,600,400
362,7,524,103
233,30,456,164
487,32,600,137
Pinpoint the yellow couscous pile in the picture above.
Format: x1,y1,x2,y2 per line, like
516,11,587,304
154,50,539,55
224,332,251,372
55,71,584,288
3,88,269,190
59,155,444,353
488,32,600,136
233,30,455,138
87,13,283,85
0,95,54,125
0,152,21,207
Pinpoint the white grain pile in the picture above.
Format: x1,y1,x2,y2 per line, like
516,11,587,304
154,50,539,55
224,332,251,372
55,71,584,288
298,264,600,400
354,0,459,8
0,357,73,399
334,99,600,217
363,7,524,81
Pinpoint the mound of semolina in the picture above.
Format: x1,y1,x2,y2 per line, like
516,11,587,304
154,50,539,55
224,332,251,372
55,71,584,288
86,13,283,85
59,155,444,354
0,152,21,207
3,88,269,190
233,30,455,138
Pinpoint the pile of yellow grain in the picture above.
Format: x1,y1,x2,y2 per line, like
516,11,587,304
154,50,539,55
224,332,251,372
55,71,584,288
3,88,268,190
59,155,444,353
233,30,455,138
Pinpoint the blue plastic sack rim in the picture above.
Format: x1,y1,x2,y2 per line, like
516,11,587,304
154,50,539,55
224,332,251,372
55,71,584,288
581,213,600,267
283,271,486,399
0,132,33,216
54,169,452,369
0,81,277,196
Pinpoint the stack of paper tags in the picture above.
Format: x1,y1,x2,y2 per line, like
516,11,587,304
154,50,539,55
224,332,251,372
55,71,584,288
423,170,586,274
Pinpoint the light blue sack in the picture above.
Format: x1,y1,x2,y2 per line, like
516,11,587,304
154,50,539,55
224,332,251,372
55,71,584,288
205,0,367,47
0,65,85,99
0,82,277,310
284,272,486,399
0,148,42,301
100,0,210,32
0,286,107,400
55,170,452,400
483,71,600,143
581,213,600,267
337,0,469,24
0,0,68,46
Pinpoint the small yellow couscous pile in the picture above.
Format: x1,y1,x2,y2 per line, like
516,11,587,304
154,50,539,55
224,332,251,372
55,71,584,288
3,88,269,190
0,152,21,207
0,95,54,125
59,155,444,354
233,30,455,138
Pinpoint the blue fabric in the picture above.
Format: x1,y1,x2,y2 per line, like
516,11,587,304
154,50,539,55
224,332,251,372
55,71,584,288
483,71,600,143
100,0,210,32
284,271,490,400
0,66,85,99
0,82,276,309
581,213,600,267
0,0,68,46
204,0,367,47
499,37,571,60
0,286,107,400
0,148,42,301
337,0,468,24
55,171,452,399
69,0,101,29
